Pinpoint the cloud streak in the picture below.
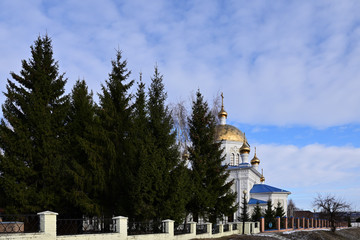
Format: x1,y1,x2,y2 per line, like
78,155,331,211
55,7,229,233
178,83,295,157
255,143,360,210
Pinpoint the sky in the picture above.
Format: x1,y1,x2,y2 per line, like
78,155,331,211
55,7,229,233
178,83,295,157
0,0,360,212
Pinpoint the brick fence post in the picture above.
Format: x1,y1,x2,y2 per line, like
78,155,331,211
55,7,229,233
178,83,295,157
37,211,58,239
260,217,265,232
285,217,288,229
276,217,280,231
302,217,305,229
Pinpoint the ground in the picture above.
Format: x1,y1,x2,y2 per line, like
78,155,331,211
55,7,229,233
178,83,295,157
193,228,360,240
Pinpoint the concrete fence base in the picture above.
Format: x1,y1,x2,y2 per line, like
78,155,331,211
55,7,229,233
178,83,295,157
0,211,260,240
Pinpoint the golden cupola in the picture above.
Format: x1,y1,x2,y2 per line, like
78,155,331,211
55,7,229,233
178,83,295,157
240,133,250,154
251,147,260,165
260,169,265,183
218,93,228,125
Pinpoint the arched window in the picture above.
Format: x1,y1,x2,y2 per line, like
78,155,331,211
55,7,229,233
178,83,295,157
230,153,234,166
236,153,240,165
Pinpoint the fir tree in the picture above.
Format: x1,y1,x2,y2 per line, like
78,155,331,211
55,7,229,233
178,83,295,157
63,79,104,216
275,201,285,218
127,74,156,221
251,201,263,222
0,35,69,213
239,192,249,222
146,66,189,222
187,90,237,223
264,200,276,229
97,50,134,216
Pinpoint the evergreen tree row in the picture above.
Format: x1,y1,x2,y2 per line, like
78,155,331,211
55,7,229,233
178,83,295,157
0,35,236,223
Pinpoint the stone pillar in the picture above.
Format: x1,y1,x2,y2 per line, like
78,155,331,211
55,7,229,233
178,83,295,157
189,222,196,234
276,217,281,230
260,217,265,232
112,216,128,238
228,222,233,231
206,222,212,235
163,219,174,237
219,223,223,233
37,211,58,238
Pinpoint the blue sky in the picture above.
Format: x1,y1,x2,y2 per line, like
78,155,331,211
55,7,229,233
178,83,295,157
1,0,360,211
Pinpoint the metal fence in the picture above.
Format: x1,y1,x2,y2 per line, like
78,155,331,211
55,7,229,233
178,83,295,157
0,214,39,234
212,224,219,234
57,217,115,235
223,223,230,232
174,223,191,235
196,224,207,235
127,221,166,235
232,223,238,230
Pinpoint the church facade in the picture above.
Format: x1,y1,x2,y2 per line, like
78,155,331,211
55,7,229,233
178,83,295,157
215,96,290,220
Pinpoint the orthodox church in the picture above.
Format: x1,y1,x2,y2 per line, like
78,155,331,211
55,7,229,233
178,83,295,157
215,94,290,221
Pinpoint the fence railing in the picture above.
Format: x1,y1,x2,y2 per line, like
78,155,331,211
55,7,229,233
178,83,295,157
127,221,166,235
232,223,238,230
223,223,230,232
0,214,39,234
212,224,219,234
57,217,115,235
174,223,191,235
196,224,207,235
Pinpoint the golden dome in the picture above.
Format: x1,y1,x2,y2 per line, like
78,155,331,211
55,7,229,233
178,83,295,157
215,124,245,142
260,169,265,183
251,147,260,165
240,133,250,154
218,92,228,118
218,108,228,118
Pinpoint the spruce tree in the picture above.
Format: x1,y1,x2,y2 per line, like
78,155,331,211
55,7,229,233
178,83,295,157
63,79,104,216
0,35,69,213
275,201,285,218
146,66,189,222
239,193,249,222
251,201,263,222
264,200,276,229
97,50,134,216
127,75,156,221
187,90,236,223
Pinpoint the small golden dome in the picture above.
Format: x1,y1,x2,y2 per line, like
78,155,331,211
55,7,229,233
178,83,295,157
240,133,250,154
215,125,245,142
251,147,260,165
218,92,227,118
218,108,228,118
260,175,265,182
260,169,265,183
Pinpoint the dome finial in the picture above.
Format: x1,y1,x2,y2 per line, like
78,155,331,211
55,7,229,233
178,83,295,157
218,92,228,124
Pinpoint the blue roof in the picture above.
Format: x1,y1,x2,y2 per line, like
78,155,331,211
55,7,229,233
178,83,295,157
248,198,267,205
250,184,290,194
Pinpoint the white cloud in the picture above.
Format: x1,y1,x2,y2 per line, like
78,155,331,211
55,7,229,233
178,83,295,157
254,143,360,210
1,0,360,129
